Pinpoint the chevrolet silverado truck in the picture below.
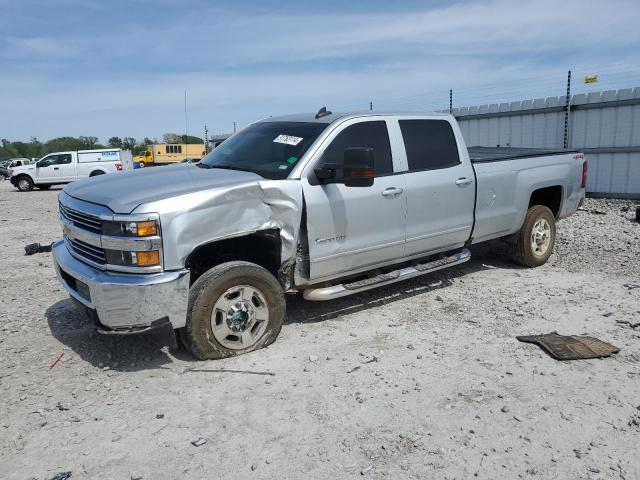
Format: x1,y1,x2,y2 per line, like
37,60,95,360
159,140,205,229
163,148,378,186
10,148,131,191
51,110,587,359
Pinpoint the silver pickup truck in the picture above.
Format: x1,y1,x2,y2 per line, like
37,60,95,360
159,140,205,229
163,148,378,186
52,110,587,359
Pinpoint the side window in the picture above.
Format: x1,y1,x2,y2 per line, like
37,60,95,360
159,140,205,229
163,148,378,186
57,154,72,164
38,155,55,167
322,121,393,176
399,120,460,172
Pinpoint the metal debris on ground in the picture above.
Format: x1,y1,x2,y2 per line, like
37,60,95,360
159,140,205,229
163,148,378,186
191,437,207,447
623,283,640,290
616,320,640,328
49,353,64,369
47,473,72,480
24,242,53,255
516,332,620,360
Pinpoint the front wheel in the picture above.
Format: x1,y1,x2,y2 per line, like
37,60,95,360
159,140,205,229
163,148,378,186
513,205,556,267
16,176,34,192
184,261,285,360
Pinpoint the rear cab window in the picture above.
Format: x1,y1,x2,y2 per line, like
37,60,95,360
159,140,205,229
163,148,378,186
321,121,393,176
399,119,460,172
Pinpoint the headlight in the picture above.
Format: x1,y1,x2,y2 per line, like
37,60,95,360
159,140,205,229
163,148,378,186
103,220,158,237
105,249,161,267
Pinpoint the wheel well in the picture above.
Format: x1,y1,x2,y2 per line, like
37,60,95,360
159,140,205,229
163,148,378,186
13,174,32,184
90,170,106,176
185,230,281,285
529,186,562,217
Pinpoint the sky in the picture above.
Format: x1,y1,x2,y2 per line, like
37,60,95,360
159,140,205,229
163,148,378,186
2,0,640,142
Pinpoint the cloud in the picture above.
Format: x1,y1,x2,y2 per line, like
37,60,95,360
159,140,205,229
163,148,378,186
1,0,639,140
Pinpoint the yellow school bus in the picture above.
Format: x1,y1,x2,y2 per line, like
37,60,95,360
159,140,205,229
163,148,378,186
134,143,206,167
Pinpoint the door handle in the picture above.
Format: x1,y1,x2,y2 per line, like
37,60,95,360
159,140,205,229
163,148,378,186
382,187,403,197
54,167,59,170
455,177,472,186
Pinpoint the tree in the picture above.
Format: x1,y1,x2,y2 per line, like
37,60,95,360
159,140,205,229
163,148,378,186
122,137,137,151
181,134,204,144
108,136,123,148
78,136,100,149
162,133,182,144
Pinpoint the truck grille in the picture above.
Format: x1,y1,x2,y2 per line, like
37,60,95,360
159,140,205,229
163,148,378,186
65,236,107,266
59,203,102,234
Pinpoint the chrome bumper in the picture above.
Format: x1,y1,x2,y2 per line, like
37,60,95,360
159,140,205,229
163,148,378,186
52,239,190,332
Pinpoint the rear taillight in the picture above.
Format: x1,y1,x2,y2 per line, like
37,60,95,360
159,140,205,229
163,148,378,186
581,161,588,188
115,162,122,171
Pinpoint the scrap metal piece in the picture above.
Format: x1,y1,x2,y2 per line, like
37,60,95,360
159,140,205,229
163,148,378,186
516,331,620,360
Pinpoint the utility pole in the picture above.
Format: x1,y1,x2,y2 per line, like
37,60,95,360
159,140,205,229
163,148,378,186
184,90,188,161
449,89,453,114
563,70,572,149
204,125,209,154
370,101,373,111
233,121,236,133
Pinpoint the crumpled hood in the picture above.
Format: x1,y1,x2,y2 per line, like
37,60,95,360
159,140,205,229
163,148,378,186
63,164,263,213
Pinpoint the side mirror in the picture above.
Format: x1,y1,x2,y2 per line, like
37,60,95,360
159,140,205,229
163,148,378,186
314,147,375,187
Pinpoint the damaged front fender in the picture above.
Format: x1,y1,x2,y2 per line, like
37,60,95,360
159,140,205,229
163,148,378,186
134,179,304,274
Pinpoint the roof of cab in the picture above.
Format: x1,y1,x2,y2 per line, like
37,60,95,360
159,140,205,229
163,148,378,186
259,111,452,124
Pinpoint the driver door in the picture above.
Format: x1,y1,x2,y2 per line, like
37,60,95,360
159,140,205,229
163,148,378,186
301,118,407,281
35,154,64,182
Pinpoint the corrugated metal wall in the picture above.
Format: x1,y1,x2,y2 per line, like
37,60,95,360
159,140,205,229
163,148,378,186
453,87,640,198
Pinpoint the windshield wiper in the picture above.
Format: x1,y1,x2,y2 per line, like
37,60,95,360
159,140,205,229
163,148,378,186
207,164,249,172
196,163,212,169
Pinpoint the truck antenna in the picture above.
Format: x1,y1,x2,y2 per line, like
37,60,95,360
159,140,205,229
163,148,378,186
315,106,332,119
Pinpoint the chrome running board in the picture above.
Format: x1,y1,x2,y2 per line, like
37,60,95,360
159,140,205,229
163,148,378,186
303,248,471,301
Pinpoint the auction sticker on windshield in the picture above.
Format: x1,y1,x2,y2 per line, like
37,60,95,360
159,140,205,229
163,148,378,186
273,135,303,146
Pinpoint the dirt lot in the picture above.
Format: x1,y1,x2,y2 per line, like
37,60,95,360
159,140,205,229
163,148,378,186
0,180,639,480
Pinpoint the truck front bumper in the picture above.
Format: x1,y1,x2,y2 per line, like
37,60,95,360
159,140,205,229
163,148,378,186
52,240,190,333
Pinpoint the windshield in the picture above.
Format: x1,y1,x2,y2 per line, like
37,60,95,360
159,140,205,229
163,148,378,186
199,121,328,179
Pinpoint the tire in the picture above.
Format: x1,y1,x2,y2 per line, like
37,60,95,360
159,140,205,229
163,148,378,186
184,261,285,360
16,176,34,192
138,161,146,168
36,184,51,190
513,205,556,267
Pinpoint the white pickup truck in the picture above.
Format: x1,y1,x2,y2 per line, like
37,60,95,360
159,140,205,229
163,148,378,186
52,111,586,359
10,149,131,191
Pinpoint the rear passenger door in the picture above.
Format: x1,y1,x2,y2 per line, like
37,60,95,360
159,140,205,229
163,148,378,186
302,119,407,281
399,118,475,257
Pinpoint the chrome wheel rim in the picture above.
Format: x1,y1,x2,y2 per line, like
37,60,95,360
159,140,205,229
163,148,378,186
210,285,269,350
530,218,551,256
18,179,29,190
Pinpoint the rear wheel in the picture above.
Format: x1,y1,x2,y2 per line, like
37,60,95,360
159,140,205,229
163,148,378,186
513,205,556,267
184,261,285,360
16,176,34,192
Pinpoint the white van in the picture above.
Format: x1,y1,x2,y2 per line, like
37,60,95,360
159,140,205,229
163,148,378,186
10,149,132,191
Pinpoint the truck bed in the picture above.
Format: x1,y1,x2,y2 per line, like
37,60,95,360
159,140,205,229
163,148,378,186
468,146,580,163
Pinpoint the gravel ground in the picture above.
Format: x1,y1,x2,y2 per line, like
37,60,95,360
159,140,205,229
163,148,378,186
0,180,639,480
